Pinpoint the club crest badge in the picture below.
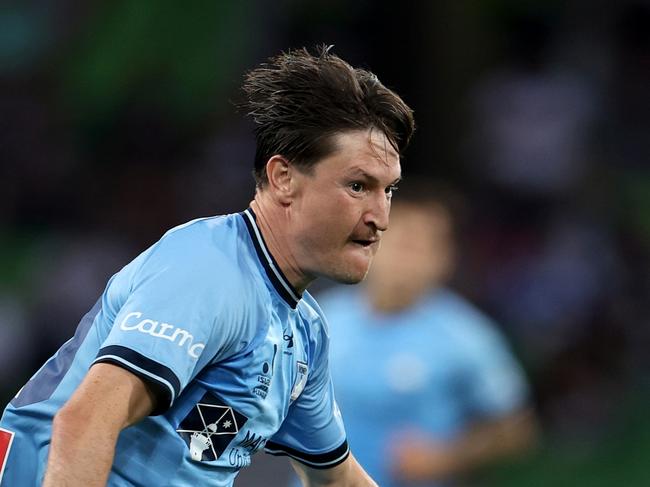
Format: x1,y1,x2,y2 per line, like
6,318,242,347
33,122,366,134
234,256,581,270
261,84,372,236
290,361,309,401
176,393,248,462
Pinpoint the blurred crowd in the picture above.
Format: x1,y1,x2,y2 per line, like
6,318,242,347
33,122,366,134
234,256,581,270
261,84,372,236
1,1,648,485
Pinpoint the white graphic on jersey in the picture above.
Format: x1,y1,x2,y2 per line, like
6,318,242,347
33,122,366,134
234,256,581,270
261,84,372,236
189,432,211,461
120,311,206,358
177,403,242,461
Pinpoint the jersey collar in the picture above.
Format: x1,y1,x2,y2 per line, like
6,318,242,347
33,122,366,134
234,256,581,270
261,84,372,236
241,208,302,308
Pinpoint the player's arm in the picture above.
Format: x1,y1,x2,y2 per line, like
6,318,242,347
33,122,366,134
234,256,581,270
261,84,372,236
392,408,538,482
43,363,157,487
291,453,378,487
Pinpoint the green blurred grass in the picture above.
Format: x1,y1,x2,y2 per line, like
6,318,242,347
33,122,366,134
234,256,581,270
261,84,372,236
484,392,650,487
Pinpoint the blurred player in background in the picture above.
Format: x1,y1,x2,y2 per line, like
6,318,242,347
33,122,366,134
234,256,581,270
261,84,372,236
317,182,537,487
0,46,414,487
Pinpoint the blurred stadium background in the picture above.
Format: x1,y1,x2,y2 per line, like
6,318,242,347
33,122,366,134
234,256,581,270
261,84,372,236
1,1,648,485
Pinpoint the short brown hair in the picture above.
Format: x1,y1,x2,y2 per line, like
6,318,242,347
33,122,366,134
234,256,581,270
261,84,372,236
240,46,415,186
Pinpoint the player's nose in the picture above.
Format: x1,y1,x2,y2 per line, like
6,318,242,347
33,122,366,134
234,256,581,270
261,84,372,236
363,192,390,232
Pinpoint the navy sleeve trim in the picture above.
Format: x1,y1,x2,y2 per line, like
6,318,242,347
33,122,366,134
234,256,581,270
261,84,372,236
93,345,181,415
264,439,350,469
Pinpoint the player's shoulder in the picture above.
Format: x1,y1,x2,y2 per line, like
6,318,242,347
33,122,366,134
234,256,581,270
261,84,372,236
432,289,509,349
160,213,241,249
299,291,324,321
124,212,257,294
431,289,488,324
298,291,330,335
148,213,243,264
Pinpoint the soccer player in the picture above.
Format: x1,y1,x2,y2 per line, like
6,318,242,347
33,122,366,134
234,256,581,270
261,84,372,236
0,46,414,486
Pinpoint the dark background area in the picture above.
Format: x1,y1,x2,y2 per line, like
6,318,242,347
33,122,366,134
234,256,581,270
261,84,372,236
1,1,648,485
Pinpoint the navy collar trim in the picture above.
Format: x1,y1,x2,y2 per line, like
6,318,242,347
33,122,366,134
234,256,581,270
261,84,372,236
241,208,301,308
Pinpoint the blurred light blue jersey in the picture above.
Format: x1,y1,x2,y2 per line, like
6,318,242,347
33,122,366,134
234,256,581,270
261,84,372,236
320,286,529,487
0,209,348,487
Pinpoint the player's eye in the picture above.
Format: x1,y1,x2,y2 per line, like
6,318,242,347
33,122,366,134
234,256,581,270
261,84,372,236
385,184,399,197
349,182,365,193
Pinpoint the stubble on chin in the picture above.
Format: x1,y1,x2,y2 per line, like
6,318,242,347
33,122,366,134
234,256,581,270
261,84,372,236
332,262,372,285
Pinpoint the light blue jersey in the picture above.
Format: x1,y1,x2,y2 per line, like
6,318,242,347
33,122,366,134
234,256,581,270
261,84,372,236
0,209,348,487
320,286,528,487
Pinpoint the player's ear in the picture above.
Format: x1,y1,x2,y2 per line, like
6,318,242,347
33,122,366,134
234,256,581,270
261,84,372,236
265,155,295,205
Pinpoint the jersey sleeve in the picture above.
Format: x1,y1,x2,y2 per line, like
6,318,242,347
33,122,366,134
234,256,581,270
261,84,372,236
460,317,530,417
265,320,349,469
93,226,251,415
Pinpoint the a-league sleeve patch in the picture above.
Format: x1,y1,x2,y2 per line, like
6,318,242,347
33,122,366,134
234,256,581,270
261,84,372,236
176,393,249,462
0,428,15,484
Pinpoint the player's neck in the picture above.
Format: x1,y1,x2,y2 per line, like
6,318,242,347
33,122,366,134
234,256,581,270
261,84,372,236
249,198,314,294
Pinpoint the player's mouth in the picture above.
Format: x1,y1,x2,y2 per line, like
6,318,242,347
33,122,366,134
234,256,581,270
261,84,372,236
350,237,379,249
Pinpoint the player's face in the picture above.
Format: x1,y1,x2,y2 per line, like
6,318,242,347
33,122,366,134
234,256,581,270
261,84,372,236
290,129,401,284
